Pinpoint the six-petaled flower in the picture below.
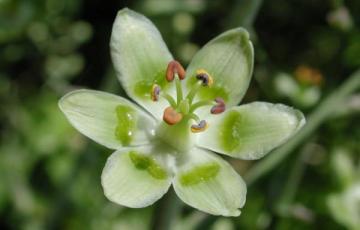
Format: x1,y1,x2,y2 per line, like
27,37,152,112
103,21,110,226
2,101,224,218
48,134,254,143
59,8,305,216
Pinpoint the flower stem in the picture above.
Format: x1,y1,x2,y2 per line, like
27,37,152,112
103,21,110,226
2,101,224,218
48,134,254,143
244,69,360,185
151,188,181,230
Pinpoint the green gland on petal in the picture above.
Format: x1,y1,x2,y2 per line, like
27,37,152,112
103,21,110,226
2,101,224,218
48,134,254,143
129,151,167,180
115,105,137,146
179,162,220,186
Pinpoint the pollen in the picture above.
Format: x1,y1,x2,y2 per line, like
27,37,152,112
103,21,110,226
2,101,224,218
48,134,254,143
196,69,214,86
163,106,183,125
151,84,161,101
166,60,186,82
191,120,208,133
211,97,226,114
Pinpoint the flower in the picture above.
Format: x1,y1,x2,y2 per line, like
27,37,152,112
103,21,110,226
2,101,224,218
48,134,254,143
59,8,305,216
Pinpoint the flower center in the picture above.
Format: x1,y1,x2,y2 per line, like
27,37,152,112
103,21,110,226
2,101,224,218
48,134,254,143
150,60,226,152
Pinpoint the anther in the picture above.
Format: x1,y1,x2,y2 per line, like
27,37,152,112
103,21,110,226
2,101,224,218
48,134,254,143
163,107,183,125
151,84,161,101
166,60,186,82
196,69,213,86
191,120,208,133
210,97,226,114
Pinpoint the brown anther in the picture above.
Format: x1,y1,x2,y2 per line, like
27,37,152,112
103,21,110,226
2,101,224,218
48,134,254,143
210,97,225,114
166,60,186,82
151,84,161,101
191,120,208,133
163,106,183,125
196,69,213,86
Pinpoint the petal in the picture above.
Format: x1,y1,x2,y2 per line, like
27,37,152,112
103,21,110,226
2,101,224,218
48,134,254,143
184,28,254,106
173,148,246,216
110,8,173,119
59,89,156,149
197,102,305,160
101,145,172,208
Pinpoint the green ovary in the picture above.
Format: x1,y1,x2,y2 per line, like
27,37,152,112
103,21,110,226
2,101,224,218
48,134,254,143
115,105,136,146
220,111,242,152
129,151,167,180
179,162,220,186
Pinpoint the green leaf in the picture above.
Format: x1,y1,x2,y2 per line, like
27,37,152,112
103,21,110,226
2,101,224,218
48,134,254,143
111,8,173,119
101,146,172,208
185,28,254,106
173,148,246,216
59,89,156,149
197,102,305,160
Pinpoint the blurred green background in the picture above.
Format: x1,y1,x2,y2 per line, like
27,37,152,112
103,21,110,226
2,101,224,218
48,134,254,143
1,0,360,229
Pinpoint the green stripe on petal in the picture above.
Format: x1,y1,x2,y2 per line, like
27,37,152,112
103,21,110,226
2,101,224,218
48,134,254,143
59,89,156,149
110,8,173,119
197,102,306,160
185,28,254,106
173,148,246,217
101,146,172,208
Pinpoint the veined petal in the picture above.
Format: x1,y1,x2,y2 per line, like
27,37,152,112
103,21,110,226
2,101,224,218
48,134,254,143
101,145,172,208
111,8,173,119
185,28,254,106
173,148,246,216
59,89,156,149
197,102,305,160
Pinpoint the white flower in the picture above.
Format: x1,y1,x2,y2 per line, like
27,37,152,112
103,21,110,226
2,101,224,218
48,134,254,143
59,8,305,216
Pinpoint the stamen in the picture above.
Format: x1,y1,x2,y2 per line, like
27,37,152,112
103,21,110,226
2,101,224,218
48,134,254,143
191,120,208,133
166,60,186,82
162,93,177,108
150,84,177,108
186,81,202,104
175,77,183,105
151,84,160,101
189,100,216,113
210,97,226,114
163,106,183,125
196,69,213,86
186,113,200,123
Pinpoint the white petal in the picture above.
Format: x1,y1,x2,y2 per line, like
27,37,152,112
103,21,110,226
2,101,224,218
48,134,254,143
101,145,173,208
173,148,246,216
184,28,254,107
110,8,174,119
59,89,156,149
197,102,305,160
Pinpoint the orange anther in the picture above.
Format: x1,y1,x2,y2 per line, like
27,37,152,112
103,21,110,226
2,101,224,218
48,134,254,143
163,106,183,125
166,60,186,82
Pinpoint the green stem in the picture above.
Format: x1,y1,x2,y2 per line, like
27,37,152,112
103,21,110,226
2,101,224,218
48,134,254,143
151,188,181,230
162,93,177,108
186,113,200,123
186,81,202,104
275,146,311,216
189,100,215,113
244,69,360,185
